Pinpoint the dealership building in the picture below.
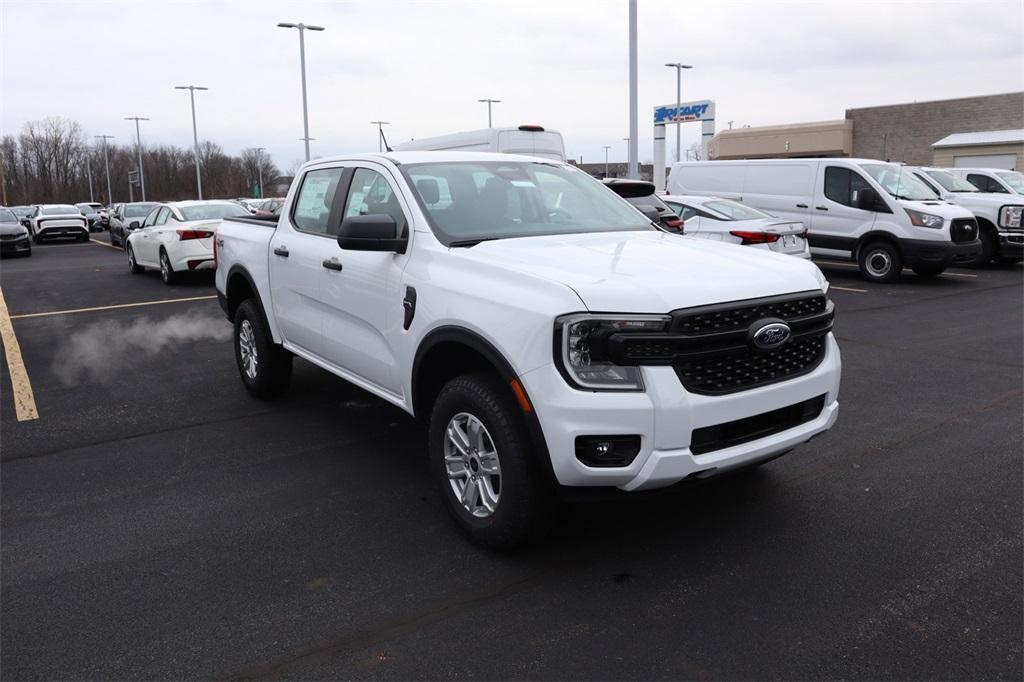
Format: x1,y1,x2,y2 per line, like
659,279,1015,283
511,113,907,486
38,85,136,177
708,91,1024,169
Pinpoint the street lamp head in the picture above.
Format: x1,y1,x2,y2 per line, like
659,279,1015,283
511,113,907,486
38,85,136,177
306,25,325,31
665,63,693,69
277,22,297,28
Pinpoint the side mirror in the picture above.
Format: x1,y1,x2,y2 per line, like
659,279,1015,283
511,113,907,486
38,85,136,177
129,221,140,229
337,214,406,253
856,187,881,212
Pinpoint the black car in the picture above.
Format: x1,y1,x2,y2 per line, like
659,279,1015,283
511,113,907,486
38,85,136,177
602,179,684,232
0,207,32,257
76,202,107,232
108,202,158,248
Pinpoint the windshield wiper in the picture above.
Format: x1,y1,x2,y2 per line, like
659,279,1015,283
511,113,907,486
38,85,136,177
449,237,503,248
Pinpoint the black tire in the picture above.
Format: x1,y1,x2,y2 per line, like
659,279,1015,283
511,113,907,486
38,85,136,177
234,299,292,399
32,233,40,244
428,372,554,550
78,233,89,242
159,249,178,285
970,229,995,268
857,240,902,283
126,244,144,274
912,263,946,278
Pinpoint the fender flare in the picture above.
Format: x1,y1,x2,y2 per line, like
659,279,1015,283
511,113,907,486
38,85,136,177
224,265,277,341
413,326,557,486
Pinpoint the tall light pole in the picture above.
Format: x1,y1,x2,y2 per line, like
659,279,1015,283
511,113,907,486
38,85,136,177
627,0,639,179
370,121,390,152
175,85,208,200
252,147,266,198
124,116,149,201
84,149,95,202
603,145,611,177
278,21,324,162
665,63,693,163
477,98,500,128
95,135,114,204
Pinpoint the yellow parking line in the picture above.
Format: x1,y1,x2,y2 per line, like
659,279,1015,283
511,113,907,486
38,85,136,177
831,285,868,293
0,288,39,421
10,295,217,320
90,238,122,251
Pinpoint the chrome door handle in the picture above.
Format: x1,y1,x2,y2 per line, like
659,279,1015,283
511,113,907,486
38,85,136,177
273,246,289,257
322,258,343,271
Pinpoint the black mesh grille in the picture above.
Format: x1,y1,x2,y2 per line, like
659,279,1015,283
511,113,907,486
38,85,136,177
951,218,978,243
673,295,826,334
674,336,826,395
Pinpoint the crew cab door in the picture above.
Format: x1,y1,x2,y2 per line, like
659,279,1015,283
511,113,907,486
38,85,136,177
319,163,412,395
268,165,346,354
810,165,877,256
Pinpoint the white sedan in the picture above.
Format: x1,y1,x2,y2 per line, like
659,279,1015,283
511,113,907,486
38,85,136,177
662,195,810,258
126,201,246,284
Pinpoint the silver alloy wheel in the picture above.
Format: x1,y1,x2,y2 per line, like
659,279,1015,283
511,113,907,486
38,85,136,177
160,252,170,282
127,246,136,271
444,412,501,518
865,249,892,278
238,319,259,380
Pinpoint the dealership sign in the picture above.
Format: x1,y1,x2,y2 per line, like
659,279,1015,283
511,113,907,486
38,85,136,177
654,100,715,124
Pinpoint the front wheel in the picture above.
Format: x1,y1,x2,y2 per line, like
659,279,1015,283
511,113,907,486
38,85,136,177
428,373,553,550
970,230,995,267
127,244,144,274
234,299,292,399
858,241,902,283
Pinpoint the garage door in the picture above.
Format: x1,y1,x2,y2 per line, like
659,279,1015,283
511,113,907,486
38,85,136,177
953,154,1016,169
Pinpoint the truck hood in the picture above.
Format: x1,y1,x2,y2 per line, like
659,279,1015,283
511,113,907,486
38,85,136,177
454,231,826,312
945,192,1024,208
898,198,974,219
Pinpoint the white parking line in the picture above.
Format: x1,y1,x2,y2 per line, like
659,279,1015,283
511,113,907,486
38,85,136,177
90,238,122,251
831,285,868,293
10,295,218,320
0,288,40,421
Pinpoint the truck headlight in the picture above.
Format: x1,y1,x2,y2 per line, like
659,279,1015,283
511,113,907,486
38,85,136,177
999,205,1023,229
904,209,944,229
555,314,671,391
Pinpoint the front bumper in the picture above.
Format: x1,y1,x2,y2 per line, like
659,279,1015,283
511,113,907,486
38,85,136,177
520,333,841,491
900,238,980,268
0,237,31,254
997,231,1023,258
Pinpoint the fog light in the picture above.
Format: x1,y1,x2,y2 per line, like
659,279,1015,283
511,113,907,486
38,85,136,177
574,435,641,468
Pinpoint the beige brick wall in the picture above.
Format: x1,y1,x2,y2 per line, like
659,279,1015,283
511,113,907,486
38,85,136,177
932,143,1024,170
846,92,1024,165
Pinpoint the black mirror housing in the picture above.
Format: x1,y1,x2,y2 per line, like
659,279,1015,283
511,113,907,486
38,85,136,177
856,187,881,212
129,221,140,228
337,214,406,253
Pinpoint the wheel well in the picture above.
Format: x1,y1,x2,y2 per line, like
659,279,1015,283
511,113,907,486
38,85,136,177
412,340,502,420
225,271,257,321
975,216,997,237
854,232,901,261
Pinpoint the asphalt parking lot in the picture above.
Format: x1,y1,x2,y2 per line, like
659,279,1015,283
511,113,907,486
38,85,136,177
1,235,1021,680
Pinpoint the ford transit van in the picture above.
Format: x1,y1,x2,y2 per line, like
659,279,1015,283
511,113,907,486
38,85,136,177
667,159,980,281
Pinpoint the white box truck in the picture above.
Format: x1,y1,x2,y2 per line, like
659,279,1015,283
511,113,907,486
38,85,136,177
393,125,566,161
667,159,981,282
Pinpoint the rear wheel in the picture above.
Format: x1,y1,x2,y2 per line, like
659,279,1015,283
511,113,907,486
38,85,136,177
127,244,144,274
428,373,553,550
858,241,902,283
159,249,178,285
234,299,292,399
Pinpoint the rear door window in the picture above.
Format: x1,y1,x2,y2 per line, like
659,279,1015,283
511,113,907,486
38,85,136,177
292,167,344,234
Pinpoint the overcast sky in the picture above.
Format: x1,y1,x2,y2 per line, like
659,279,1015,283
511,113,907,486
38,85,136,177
2,0,1022,172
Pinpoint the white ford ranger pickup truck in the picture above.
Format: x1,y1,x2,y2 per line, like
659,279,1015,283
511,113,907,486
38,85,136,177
215,151,841,548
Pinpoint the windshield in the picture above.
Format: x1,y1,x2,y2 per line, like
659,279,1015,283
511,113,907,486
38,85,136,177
125,203,157,218
0,208,17,223
11,206,32,217
995,171,1024,192
76,204,96,214
702,199,773,220
924,169,978,193
404,161,653,245
42,205,79,215
179,204,247,221
860,164,936,201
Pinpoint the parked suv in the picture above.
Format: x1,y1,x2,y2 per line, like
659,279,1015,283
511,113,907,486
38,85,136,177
216,152,841,549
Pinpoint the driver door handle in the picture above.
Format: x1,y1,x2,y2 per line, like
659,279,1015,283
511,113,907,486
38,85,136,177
322,258,344,271
796,203,808,208
273,246,289,257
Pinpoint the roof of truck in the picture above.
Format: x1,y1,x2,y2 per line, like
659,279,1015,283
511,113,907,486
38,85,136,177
300,151,567,167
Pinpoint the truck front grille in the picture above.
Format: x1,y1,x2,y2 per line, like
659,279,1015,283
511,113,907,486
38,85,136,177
675,336,827,395
951,218,978,243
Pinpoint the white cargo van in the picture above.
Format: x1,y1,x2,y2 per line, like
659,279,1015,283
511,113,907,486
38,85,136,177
946,168,1024,196
667,159,981,281
393,125,566,161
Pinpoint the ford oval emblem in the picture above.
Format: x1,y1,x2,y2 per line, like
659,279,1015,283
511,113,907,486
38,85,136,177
752,322,791,350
